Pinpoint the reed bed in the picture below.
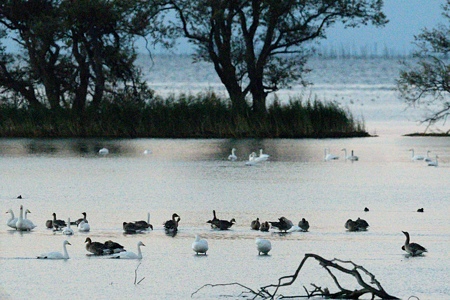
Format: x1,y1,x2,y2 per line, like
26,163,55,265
1,92,367,138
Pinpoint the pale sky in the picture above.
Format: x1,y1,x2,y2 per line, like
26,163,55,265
2,0,447,56
319,0,447,56
153,0,447,56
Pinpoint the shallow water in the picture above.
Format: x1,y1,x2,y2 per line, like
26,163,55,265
1,137,449,299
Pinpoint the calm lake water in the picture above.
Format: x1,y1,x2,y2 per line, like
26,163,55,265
0,137,449,299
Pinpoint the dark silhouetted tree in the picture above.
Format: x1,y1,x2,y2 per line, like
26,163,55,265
152,0,388,120
0,0,157,118
397,0,450,132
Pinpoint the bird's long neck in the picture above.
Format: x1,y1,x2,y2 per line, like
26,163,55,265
9,210,15,219
147,213,150,224
25,210,28,219
63,244,69,259
19,207,23,220
67,218,71,229
404,233,410,246
53,214,57,221
137,245,142,259
410,149,414,158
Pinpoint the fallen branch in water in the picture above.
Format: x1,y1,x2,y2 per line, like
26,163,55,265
134,262,145,285
192,253,399,299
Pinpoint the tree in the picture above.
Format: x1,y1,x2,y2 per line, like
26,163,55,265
397,0,450,132
153,0,387,119
0,0,157,118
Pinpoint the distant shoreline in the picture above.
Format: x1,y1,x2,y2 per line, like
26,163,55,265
404,133,449,137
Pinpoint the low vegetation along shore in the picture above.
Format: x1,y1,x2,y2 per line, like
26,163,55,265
1,92,367,139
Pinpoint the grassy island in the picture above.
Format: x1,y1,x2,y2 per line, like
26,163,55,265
1,92,368,139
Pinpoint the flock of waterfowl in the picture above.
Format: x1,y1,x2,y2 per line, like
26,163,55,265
225,147,439,166
6,203,428,259
5,146,434,260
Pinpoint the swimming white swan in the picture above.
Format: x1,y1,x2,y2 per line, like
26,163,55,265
228,148,237,161
99,148,109,155
341,148,359,161
258,149,270,160
62,218,74,235
23,209,37,230
324,148,339,161
245,152,267,166
37,240,71,259
424,150,432,162
6,209,18,229
15,205,34,231
409,148,424,161
402,231,427,256
427,155,438,167
78,220,91,232
192,235,209,255
111,241,145,259
255,238,272,255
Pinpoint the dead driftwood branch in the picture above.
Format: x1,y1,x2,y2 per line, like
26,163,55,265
192,253,399,299
134,262,145,285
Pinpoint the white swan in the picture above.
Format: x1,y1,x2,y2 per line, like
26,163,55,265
245,152,267,166
6,209,17,229
427,155,438,167
111,241,145,259
228,148,237,161
409,148,424,160
424,150,432,162
78,220,91,232
258,149,270,161
192,235,209,255
16,205,34,231
99,148,109,155
324,148,339,161
143,149,152,155
23,209,37,230
255,238,272,255
62,218,74,235
37,240,71,259
341,148,359,161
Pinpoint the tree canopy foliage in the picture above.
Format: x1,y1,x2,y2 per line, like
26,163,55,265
397,0,450,131
0,0,156,119
153,0,388,119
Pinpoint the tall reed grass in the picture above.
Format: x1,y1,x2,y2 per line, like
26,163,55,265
0,92,367,138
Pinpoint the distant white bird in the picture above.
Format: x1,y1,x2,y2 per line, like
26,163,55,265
192,235,209,255
6,209,18,229
62,218,74,235
78,220,91,232
23,209,37,230
324,148,339,161
341,148,359,161
424,150,432,162
245,152,268,166
255,238,272,255
409,148,424,161
37,240,71,259
143,149,152,155
427,155,438,167
99,148,109,155
228,148,237,161
15,205,34,231
258,149,270,161
111,241,145,259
